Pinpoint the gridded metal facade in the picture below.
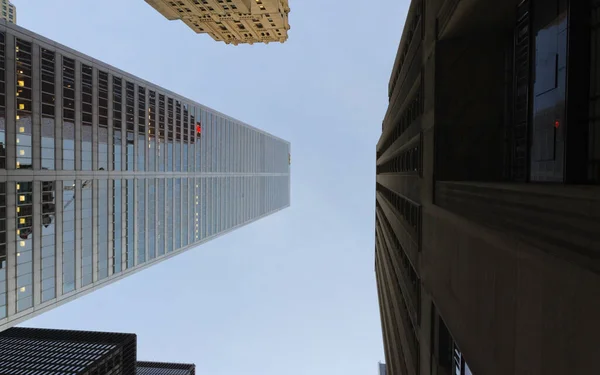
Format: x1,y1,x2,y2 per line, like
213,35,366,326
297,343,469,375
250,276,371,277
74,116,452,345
0,327,137,375
137,362,195,375
0,327,196,375
0,22,291,331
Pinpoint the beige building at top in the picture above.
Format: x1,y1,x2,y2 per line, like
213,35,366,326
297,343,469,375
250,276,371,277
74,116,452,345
145,0,290,45
1,0,15,24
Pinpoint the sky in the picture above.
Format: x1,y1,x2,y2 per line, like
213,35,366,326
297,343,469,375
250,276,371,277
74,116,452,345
16,1,409,374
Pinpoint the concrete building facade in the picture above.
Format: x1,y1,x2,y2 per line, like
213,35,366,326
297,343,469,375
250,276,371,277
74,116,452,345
0,21,291,331
0,0,15,24
375,0,600,374
144,0,290,45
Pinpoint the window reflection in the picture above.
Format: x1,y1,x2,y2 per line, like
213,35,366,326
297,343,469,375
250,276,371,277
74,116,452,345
158,94,165,172
41,180,56,302
147,179,155,260
80,179,93,286
81,64,92,171
137,86,146,171
62,180,75,293
137,180,145,265
0,33,5,170
166,178,173,253
175,101,181,172
126,82,135,171
62,57,75,170
148,90,156,172
98,71,109,170
174,178,181,249
113,77,123,171
113,179,122,274
157,178,165,256
206,177,212,237
201,177,207,239
182,178,188,247
97,180,108,280
41,48,55,170
194,110,200,172
167,98,173,172
16,39,32,170
194,178,199,241
125,179,134,269
183,103,188,173
16,181,33,311
0,182,7,318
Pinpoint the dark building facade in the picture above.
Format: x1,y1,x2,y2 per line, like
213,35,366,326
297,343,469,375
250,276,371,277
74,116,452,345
137,362,195,375
375,0,600,374
0,327,195,374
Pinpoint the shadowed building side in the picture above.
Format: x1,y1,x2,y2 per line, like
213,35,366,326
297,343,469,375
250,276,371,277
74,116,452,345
375,0,600,374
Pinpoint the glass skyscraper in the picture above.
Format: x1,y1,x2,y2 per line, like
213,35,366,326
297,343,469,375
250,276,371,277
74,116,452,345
0,22,291,331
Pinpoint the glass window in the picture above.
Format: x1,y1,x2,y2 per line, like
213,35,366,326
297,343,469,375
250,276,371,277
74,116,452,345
137,180,145,265
16,181,33,311
81,179,93,286
181,178,188,247
97,180,108,280
62,180,75,293
113,77,123,171
98,71,109,170
167,98,173,172
81,64,93,171
126,82,135,171
194,178,199,241
41,48,55,170
148,90,156,172
157,178,165,256
125,179,134,269
0,33,5,170
16,39,32,170
0,182,6,318
126,131,134,171
41,180,56,302
175,100,181,172
147,179,155,260
137,86,146,171
158,94,165,172
174,178,181,249
166,178,173,252
62,57,75,170
194,108,201,172
201,177,207,239
113,179,122,274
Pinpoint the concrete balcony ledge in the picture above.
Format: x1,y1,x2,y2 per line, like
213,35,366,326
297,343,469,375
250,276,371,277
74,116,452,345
434,181,600,274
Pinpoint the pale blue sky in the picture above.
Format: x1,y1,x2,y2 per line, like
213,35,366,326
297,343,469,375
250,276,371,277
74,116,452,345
18,1,409,374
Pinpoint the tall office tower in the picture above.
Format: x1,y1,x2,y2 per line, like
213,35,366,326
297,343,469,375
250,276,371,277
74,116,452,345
0,327,195,374
0,0,15,24
0,21,291,331
375,0,599,374
144,0,291,45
